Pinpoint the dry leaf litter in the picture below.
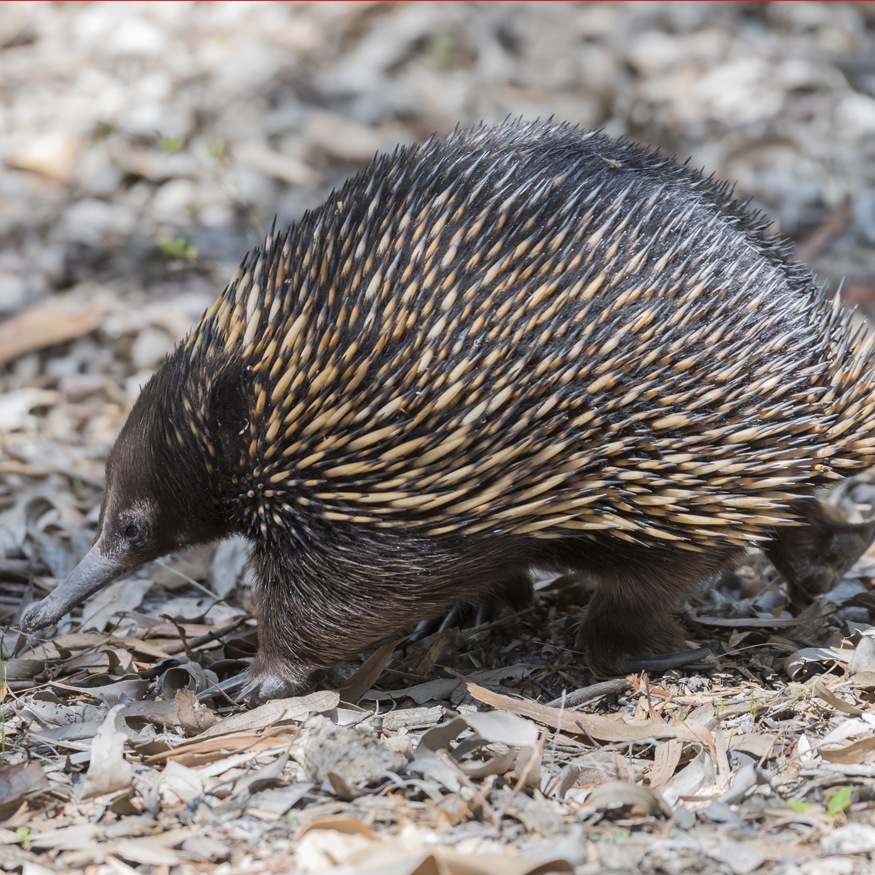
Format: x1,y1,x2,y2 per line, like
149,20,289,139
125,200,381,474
3,3,875,874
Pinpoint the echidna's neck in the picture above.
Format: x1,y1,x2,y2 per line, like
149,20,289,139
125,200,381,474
149,347,250,526
221,451,311,546
188,353,297,543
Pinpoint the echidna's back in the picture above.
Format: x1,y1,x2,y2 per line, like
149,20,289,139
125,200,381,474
194,120,875,549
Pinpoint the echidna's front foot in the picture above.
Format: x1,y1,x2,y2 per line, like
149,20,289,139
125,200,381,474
584,642,712,679
244,652,314,701
242,672,305,703
194,668,307,703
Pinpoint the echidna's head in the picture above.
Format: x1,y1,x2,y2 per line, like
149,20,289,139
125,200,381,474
94,380,227,565
21,350,237,633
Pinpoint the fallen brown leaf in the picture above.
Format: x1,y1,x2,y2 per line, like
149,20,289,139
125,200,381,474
813,681,864,716
650,739,683,788
194,690,340,741
79,704,134,799
175,688,220,735
820,735,875,765
467,681,705,743
0,300,109,365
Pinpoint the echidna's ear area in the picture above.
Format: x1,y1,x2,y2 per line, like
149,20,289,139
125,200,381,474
180,119,875,551
208,360,249,473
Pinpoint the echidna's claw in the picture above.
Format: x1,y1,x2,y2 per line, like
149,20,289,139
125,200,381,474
411,591,526,644
194,670,299,704
411,618,440,642
411,600,495,643
620,647,713,674
195,671,250,701
475,601,497,627
438,602,471,632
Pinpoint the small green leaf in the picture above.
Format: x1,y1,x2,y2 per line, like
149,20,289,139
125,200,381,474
160,137,182,153
828,785,852,816
788,799,815,813
208,138,228,160
16,827,31,849
431,28,454,72
93,121,116,141
158,237,198,261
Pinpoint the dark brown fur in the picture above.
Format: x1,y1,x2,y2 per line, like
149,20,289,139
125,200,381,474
246,519,741,685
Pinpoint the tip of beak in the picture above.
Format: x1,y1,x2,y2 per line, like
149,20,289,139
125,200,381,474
19,545,129,633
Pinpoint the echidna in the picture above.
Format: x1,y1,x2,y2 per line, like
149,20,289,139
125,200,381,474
20,121,875,697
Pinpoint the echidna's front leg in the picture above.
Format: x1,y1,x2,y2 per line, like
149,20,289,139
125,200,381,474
247,585,320,701
244,534,523,700
243,545,338,700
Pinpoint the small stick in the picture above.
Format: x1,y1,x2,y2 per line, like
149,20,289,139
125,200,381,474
163,615,251,655
796,199,851,265
546,676,632,708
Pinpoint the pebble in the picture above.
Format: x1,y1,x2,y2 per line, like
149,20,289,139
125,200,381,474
130,326,174,371
822,822,875,855
61,199,137,246
150,178,197,224
0,271,27,312
9,130,82,184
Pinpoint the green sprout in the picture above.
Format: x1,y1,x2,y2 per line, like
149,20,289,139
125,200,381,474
827,786,852,816
208,138,228,160
787,799,816,814
159,236,198,261
432,28,454,71
93,121,116,141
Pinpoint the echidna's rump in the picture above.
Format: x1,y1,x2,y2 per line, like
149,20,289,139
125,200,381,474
20,121,875,696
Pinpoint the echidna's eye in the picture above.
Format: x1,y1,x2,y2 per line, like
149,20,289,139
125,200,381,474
122,522,141,540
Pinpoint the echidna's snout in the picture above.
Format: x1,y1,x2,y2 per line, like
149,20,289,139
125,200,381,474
21,453,185,633
20,543,130,632
21,346,239,636
785,529,872,608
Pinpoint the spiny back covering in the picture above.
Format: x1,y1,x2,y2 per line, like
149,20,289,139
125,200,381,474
179,121,875,549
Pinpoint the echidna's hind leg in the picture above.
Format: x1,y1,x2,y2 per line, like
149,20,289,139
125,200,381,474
569,542,738,678
578,581,707,677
